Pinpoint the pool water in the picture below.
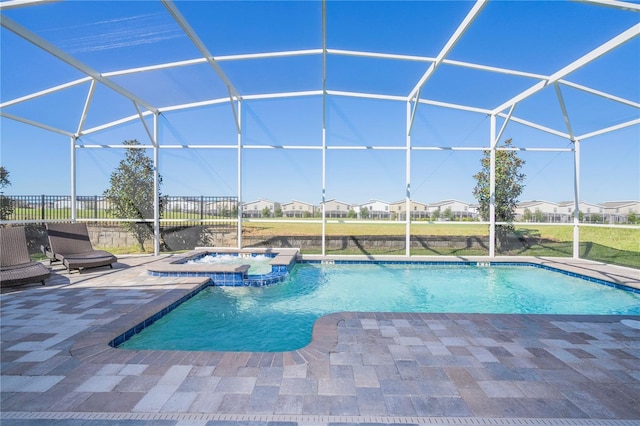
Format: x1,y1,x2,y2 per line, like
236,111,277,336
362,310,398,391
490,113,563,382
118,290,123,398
119,263,640,352
186,253,273,275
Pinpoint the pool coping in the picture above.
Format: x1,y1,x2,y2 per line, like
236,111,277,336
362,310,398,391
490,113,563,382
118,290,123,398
72,255,640,365
146,247,299,275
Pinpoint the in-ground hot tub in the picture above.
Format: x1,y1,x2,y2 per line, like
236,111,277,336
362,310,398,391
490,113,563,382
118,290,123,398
147,248,298,286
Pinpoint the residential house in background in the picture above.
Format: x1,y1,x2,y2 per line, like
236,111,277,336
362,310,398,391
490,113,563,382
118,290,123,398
281,200,316,218
8,192,639,224
515,200,638,223
242,199,280,218
354,200,390,219
557,201,604,222
515,200,560,222
389,200,429,220
468,204,480,217
602,200,640,223
427,200,472,220
53,198,94,211
205,199,238,217
324,199,352,218
165,198,200,213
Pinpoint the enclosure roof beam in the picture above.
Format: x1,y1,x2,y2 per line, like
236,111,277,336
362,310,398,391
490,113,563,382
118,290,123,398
492,22,640,115
577,117,640,140
94,45,544,86
328,49,435,63
81,111,153,136
495,113,571,139
0,77,92,109
0,0,56,10
161,0,242,133
407,0,488,101
134,102,158,148
493,104,517,148
75,80,96,137
0,15,159,114
554,83,575,141
162,0,240,100
417,98,491,114
217,49,322,62
327,90,407,102
575,0,640,12
407,88,421,136
78,85,577,139
558,79,640,109
159,97,235,114
0,111,74,137
442,59,548,80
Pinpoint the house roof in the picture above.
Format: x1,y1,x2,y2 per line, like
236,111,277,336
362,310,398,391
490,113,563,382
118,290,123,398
601,200,640,208
281,199,315,206
518,200,559,208
428,199,470,207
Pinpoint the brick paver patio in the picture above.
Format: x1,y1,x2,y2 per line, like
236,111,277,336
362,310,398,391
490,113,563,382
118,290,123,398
1,255,639,425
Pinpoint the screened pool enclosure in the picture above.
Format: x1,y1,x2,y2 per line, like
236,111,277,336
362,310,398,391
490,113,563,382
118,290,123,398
1,0,638,257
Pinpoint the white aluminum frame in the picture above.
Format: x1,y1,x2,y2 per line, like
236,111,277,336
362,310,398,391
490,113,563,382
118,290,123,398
1,0,638,258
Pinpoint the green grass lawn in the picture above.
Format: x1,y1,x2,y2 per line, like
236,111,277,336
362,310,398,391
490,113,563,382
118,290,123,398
28,220,637,269
242,221,639,268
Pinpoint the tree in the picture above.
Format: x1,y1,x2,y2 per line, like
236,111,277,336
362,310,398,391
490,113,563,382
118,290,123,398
359,207,369,219
261,206,272,218
432,208,441,221
443,207,454,221
472,139,525,248
0,166,9,189
523,208,532,222
347,209,357,219
0,166,14,221
534,208,544,223
103,140,162,252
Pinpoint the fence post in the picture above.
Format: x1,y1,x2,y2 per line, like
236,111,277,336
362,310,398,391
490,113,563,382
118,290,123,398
41,194,45,221
200,195,204,222
94,195,98,222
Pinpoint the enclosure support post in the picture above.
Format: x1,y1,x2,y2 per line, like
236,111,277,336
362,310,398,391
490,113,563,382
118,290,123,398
322,128,327,257
70,136,77,221
153,113,160,256
405,101,412,256
489,115,496,257
572,139,581,259
237,100,243,250
321,0,327,257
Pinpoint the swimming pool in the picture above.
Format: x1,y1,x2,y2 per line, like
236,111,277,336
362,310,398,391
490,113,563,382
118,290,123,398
117,262,640,352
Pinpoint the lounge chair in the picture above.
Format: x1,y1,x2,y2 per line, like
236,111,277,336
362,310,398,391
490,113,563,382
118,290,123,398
45,223,117,273
0,226,50,287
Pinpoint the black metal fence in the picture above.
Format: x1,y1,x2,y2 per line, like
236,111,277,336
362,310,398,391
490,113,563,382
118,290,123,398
0,195,238,223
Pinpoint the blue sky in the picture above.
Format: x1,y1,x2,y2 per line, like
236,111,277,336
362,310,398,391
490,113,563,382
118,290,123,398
1,0,638,206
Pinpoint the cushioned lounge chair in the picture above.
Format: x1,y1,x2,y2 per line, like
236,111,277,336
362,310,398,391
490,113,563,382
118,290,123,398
45,223,117,273
0,226,50,287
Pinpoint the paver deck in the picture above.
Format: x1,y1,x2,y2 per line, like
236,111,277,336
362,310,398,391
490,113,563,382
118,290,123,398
1,255,639,426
